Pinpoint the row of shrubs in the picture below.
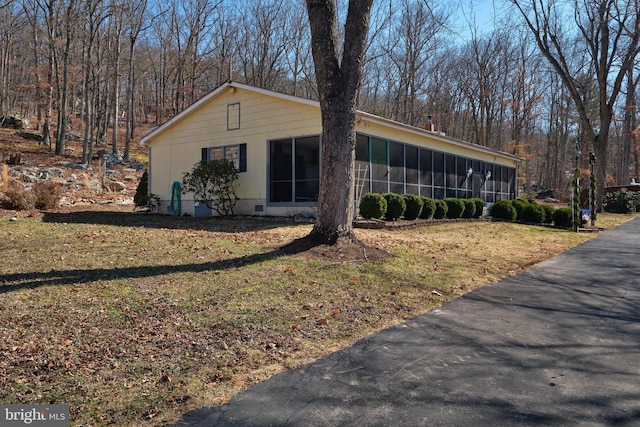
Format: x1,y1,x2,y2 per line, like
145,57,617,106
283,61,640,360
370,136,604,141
360,192,575,229
359,193,487,221
488,198,573,228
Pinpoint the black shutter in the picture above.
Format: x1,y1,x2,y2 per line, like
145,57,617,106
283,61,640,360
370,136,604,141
238,143,247,172
201,147,210,162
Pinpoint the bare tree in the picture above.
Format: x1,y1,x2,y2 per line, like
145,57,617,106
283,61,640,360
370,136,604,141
385,0,449,126
620,67,639,184
510,0,640,209
305,0,373,243
236,0,289,89
122,0,150,161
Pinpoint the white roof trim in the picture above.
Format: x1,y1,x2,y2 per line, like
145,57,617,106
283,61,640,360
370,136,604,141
138,81,521,162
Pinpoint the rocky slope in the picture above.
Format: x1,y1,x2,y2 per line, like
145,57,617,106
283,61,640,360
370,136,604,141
0,128,147,213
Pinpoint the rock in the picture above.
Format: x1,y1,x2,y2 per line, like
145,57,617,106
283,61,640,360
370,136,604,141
66,163,91,170
9,217,17,222
22,174,38,183
0,115,28,129
97,149,123,166
103,181,127,192
43,167,65,178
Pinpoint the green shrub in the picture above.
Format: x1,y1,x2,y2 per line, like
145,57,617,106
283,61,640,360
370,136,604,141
403,194,424,220
603,189,638,214
419,197,436,219
383,193,406,220
520,203,546,224
444,198,465,218
541,205,556,224
134,169,150,207
470,198,486,218
182,160,239,217
359,193,387,219
490,199,517,220
553,207,573,228
433,199,448,219
461,199,476,218
511,199,530,221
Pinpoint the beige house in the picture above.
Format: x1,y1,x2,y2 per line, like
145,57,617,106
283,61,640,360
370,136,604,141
140,81,520,217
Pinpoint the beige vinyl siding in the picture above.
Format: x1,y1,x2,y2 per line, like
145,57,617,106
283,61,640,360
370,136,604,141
148,86,322,210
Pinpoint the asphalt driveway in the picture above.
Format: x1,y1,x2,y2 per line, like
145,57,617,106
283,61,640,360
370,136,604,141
172,217,640,426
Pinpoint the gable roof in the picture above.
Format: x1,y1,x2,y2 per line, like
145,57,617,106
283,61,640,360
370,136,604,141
139,81,521,162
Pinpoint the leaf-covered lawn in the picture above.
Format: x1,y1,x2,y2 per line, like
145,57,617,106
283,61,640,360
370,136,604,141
0,211,634,426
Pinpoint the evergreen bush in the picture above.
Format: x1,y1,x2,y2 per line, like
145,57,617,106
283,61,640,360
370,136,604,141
383,193,406,220
553,207,573,228
134,169,150,207
520,203,546,224
444,198,465,218
403,194,424,220
470,198,486,218
511,199,530,221
461,199,476,218
359,193,387,219
433,199,448,219
490,199,517,220
541,205,556,224
603,189,638,214
419,197,436,219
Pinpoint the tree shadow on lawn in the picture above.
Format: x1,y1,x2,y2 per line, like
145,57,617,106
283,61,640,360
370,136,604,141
0,246,293,295
41,210,306,233
1,232,390,295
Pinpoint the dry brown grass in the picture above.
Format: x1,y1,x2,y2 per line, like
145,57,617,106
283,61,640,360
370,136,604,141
0,211,636,426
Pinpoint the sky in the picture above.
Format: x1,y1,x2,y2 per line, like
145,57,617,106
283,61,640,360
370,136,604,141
454,0,503,40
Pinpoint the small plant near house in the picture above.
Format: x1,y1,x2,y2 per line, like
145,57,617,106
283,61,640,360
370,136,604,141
444,198,465,218
433,199,448,219
134,169,150,207
419,197,436,219
461,199,476,218
402,194,424,220
470,198,486,218
383,192,406,220
520,202,546,224
182,160,239,217
553,207,573,229
490,199,517,220
359,192,387,219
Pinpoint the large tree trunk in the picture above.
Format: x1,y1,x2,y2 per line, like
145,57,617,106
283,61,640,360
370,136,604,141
313,94,358,242
306,0,373,244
